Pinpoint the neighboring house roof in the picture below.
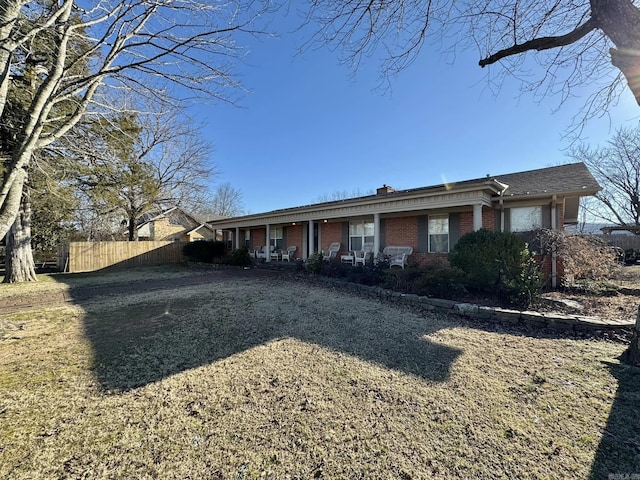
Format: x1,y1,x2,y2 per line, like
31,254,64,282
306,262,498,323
185,223,215,236
208,162,601,229
136,206,215,237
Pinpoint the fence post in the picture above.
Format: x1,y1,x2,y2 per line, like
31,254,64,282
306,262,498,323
626,305,640,366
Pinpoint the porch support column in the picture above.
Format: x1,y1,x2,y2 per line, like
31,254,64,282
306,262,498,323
265,224,271,262
302,223,308,260
473,204,483,231
235,227,240,249
373,213,381,258
308,220,315,258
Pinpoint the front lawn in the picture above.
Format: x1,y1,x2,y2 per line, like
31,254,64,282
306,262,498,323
0,268,637,478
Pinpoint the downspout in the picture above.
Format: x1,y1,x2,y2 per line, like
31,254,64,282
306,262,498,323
493,180,509,232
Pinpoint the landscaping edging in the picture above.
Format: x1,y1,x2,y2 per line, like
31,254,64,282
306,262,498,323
309,275,635,332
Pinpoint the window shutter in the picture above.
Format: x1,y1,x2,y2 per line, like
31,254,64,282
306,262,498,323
449,213,461,249
542,205,552,229
379,219,386,250
417,216,429,253
283,227,288,248
504,208,511,232
341,222,349,250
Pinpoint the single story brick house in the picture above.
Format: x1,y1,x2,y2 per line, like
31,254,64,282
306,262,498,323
209,163,600,284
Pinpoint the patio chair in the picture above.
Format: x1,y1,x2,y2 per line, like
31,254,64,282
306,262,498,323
354,242,374,267
281,246,297,262
322,242,341,261
382,246,413,269
255,245,274,260
271,247,283,261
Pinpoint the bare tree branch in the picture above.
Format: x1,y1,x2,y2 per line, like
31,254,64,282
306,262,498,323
479,18,596,67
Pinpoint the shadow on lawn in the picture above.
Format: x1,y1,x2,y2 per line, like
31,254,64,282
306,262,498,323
73,270,462,391
589,360,640,479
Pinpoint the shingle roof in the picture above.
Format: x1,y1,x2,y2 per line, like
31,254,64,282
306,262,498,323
491,162,601,197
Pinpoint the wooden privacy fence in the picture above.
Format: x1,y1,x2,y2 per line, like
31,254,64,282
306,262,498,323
58,241,187,273
595,235,640,251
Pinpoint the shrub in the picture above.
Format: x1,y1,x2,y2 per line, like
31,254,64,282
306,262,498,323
499,253,545,309
412,266,467,299
229,247,251,267
304,253,323,274
383,267,425,293
322,259,351,278
625,248,638,265
182,240,226,263
347,261,389,286
449,229,529,292
536,230,618,284
210,241,227,259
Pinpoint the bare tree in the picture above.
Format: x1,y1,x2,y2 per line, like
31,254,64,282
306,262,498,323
313,188,374,203
304,0,640,119
570,124,640,233
0,0,271,274
208,182,246,217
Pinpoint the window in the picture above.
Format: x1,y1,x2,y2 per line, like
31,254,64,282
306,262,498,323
510,206,542,232
349,220,374,251
269,226,284,250
428,214,449,253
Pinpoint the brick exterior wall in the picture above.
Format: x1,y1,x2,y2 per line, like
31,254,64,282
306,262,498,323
251,228,266,249
411,252,449,268
482,206,497,231
384,216,419,250
285,225,303,258
153,218,191,241
320,222,343,252
460,211,474,237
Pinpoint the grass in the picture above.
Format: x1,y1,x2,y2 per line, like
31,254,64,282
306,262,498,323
0,267,638,478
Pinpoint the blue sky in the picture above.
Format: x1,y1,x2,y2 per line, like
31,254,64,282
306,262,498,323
198,11,639,215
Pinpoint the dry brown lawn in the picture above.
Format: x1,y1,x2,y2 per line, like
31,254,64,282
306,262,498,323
0,266,638,479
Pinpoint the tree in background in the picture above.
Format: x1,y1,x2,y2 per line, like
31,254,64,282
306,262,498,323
207,182,246,217
314,188,374,203
29,154,78,261
570,125,640,233
0,0,271,266
76,110,215,241
304,0,640,121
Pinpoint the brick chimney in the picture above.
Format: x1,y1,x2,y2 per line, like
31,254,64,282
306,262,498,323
377,184,395,195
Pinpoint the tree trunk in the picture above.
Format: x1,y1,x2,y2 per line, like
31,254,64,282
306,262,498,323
591,0,640,106
128,214,137,241
4,187,37,283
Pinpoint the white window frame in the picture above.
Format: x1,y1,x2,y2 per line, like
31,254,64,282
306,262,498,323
269,226,284,250
349,220,374,251
510,206,543,232
428,214,449,253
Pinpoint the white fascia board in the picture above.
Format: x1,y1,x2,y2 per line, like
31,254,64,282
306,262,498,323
210,188,496,230
495,187,600,202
